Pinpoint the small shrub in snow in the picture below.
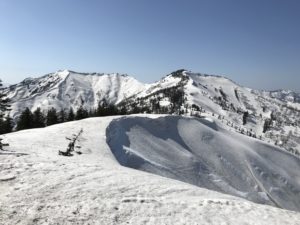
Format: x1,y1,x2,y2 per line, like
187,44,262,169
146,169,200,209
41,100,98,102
59,129,83,157
0,137,9,150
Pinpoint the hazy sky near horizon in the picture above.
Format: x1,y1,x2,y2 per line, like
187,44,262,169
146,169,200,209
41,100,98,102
0,0,300,91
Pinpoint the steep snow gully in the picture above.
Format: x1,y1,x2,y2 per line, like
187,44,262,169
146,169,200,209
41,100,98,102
106,116,300,212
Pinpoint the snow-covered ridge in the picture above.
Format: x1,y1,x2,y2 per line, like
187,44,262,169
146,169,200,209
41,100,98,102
5,70,145,118
1,116,300,224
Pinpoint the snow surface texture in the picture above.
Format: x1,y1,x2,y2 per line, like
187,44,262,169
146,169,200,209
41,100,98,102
107,116,300,211
1,116,300,224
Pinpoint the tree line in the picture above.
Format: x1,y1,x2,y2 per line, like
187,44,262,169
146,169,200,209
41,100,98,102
15,99,124,132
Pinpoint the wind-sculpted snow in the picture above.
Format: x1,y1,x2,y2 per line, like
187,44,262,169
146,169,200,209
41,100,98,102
107,116,300,211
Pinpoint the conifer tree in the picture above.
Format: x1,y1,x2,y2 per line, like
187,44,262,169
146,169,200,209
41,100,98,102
58,109,67,123
0,79,9,114
17,108,34,131
67,107,75,121
2,115,13,133
0,79,12,134
263,119,272,133
243,111,249,125
88,108,96,117
119,105,127,115
0,118,4,134
96,99,118,116
46,107,58,126
75,105,88,120
0,117,6,134
32,107,45,128
96,100,108,116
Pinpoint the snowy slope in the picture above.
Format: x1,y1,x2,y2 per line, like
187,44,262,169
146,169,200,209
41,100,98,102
268,90,300,103
184,72,300,155
107,115,300,211
1,115,300,224
5,70,145,118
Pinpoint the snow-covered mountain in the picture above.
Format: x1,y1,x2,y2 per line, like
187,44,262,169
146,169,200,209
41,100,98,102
120,69,300,157
3,69,300,156
268,89,300,103
5,70,145,118
1,115,300,224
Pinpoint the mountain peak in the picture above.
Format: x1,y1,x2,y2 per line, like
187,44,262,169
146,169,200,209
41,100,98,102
56,69,71,75
170,69,188,77
169,69,236,84
53,69,71,79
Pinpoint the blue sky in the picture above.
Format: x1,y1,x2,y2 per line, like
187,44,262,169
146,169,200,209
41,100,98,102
0,0,299,91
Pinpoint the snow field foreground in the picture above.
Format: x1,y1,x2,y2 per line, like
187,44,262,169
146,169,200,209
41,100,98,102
0,116,299,225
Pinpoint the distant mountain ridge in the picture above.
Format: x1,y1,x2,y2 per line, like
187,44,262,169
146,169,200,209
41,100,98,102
3,69,300,156
4,69,145,118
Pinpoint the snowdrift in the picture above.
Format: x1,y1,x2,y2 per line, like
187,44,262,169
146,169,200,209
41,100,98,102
107,116,300,211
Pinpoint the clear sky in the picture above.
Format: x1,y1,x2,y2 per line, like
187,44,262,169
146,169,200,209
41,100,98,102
0,0,299,91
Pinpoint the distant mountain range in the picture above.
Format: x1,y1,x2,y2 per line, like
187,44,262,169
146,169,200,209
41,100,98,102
3,69,300,156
